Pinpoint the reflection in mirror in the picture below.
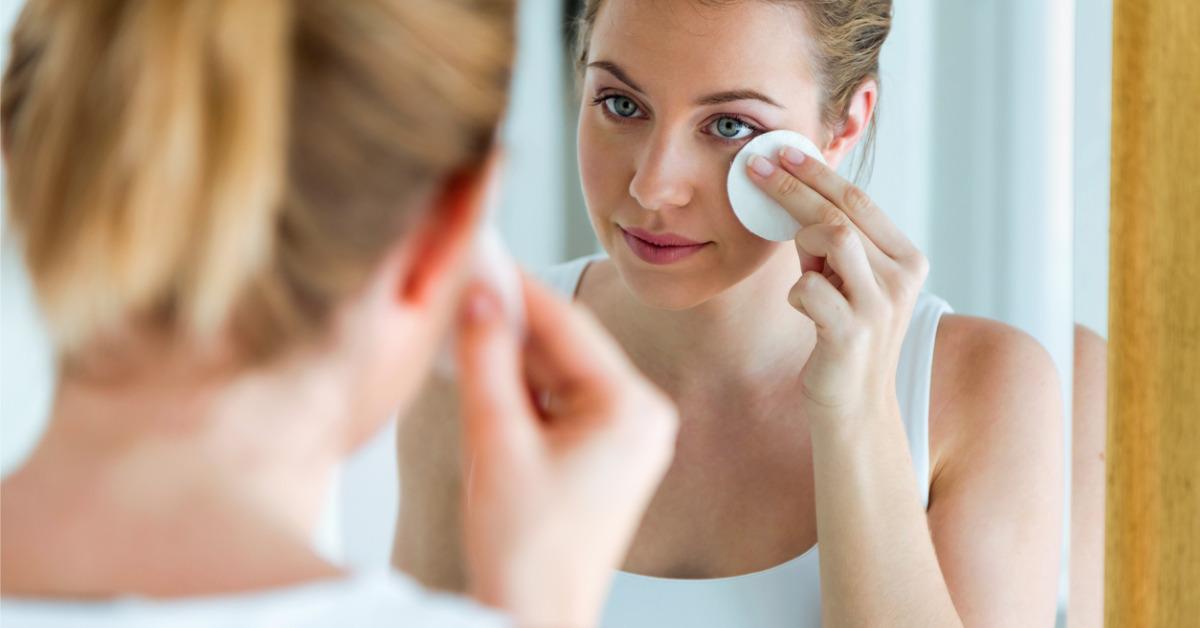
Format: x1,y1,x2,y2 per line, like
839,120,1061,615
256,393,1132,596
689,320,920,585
0,0,1115,627
394,1,1108,628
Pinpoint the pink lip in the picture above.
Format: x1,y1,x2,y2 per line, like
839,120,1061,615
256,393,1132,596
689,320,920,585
622,227,707,247
619,226,712,265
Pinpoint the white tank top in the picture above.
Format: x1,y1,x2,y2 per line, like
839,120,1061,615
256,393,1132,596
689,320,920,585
536,254,953,628
1,569,510,627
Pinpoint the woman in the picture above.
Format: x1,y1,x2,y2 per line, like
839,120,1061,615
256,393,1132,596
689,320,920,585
0,1,677,626
395,1,1064,626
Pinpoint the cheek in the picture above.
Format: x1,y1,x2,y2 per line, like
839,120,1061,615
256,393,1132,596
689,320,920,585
577,116,618,213
578,113,643,230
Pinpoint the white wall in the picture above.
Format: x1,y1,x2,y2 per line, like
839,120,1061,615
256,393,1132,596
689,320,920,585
1074,0,1112,339
1,0,55,477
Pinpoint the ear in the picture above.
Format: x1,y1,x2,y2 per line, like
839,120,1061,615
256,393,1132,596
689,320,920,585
823,79,878,171
398,149,503,310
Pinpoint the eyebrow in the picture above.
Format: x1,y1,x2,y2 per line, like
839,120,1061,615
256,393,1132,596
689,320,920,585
587,60,647,94
586,60,784,108
694,89,783,108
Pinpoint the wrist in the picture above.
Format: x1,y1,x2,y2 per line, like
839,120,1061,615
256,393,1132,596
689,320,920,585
470,542,604,628
806,396,902,443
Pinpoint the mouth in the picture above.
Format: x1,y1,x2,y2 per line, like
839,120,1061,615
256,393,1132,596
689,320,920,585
618,226,712,265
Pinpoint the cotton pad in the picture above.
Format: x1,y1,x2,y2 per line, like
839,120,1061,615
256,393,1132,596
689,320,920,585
433,225,524,379
727,130,827,242
473,224,525,334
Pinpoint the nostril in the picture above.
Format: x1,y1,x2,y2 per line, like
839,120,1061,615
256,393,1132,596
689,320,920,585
629,176,693,212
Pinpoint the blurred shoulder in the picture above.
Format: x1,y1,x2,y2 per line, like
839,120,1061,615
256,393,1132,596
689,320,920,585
1073,324,1107,382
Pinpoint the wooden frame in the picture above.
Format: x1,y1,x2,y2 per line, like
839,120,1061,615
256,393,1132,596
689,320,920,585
1106,1,1200,625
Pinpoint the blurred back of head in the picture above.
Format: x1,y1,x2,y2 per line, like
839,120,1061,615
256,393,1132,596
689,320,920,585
1,0,515,367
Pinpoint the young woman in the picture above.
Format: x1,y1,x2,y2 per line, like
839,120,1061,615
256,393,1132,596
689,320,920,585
395,1,1065,626
0,2,677,627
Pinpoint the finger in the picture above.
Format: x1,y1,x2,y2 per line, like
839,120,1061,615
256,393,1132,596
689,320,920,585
787,271,853,334
799,249,824,274
793,223,883,307
776,147,918,260
746,154,887,263
456,281,538,459
520,273,638,406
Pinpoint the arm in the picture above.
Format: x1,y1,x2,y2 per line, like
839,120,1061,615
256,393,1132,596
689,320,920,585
745,146,1064,626
391,375,471,593
814,316,1063,627
808,385,965,628
922,315,1065,627
806,319,1060,628
1068,324,1107,628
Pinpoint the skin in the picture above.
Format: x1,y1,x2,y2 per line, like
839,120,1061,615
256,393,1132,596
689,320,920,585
0,161,501,598
1,150,676,628
1069,324,1107,628
396,1,1065,627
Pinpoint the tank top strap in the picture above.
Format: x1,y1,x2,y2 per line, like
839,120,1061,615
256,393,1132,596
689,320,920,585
895,291,953,509
533,253,605,300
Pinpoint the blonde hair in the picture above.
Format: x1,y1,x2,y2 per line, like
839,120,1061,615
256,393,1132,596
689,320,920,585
2,0,515,363
571,0,891,179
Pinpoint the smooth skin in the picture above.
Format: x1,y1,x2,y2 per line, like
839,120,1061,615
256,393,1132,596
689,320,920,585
458,274,678,627
1069,325,1108,628
1,153,677,628
395,1,1064,626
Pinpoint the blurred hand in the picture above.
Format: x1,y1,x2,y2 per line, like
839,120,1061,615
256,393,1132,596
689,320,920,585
455,274,678,628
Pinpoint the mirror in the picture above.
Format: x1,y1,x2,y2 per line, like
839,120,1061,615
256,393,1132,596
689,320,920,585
0,1,1120,627
473,1,1112,627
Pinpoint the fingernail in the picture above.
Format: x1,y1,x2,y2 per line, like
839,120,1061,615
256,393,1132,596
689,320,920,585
463,284,499,324
748,154,776,177
781,146,807,166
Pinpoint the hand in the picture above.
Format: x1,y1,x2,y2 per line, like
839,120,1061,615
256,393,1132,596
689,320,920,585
747,148,929,424
455,273,678,628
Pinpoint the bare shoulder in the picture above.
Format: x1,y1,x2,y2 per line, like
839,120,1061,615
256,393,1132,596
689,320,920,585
928,315,1064,476
1071,323,1107,446
1073,324,1107,393
920,322,1065,623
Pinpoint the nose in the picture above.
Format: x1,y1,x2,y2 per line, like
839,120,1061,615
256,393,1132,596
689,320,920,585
628,132,696,211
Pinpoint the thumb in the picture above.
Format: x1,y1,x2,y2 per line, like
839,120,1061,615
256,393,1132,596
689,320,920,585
456,282,538,464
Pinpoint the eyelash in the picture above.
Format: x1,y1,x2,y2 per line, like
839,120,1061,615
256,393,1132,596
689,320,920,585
588,92,765,144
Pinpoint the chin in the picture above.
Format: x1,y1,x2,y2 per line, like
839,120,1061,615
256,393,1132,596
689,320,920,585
603,246,725,311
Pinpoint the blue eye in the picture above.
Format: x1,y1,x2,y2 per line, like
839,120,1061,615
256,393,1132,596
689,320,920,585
602,95,641,118
709,116,756,140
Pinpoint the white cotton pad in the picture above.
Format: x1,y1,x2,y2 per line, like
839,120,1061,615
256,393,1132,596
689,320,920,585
433,225,524,379
727,130,827,242
473,225,525,334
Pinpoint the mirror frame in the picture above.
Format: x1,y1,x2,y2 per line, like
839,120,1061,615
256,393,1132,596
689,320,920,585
1105,0,1200,625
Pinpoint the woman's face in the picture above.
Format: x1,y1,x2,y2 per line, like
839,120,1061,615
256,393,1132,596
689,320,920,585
578,0,832,310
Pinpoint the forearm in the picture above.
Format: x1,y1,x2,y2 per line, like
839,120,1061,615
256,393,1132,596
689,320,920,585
809,403,962,628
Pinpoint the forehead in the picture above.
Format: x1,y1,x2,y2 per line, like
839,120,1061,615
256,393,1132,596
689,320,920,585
587,0,818,101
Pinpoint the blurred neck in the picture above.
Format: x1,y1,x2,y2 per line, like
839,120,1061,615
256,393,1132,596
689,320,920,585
0,346,351,598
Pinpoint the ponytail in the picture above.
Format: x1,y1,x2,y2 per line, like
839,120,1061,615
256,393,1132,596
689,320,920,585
3,0,515,364
2,0,290,352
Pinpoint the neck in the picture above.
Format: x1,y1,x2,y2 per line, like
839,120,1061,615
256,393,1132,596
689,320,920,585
1,351,351,598
603,248,817,399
